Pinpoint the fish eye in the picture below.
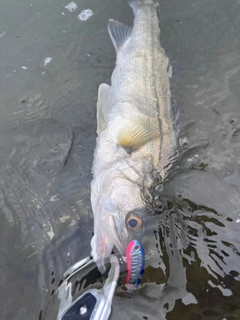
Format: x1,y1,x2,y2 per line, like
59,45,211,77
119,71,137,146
129,219,137,228
126,213,142,232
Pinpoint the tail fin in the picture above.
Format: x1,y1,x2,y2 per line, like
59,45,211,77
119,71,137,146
127,0,154,12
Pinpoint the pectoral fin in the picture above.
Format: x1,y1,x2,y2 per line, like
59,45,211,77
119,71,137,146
118,117,160,153
97,83,116,135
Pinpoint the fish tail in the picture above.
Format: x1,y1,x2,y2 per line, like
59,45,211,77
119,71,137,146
126,0,155,11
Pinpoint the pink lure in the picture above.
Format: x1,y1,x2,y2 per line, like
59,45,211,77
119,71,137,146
126,240,145,288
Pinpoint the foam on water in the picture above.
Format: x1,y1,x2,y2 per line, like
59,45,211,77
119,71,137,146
77,9,93,22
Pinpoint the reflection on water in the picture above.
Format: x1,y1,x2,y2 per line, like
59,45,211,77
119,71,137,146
0,0,240,319
109,188,240,320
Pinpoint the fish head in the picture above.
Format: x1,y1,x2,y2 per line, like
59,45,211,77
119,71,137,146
90,171,149,272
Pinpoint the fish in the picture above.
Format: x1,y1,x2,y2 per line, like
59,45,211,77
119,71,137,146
90,0,179,271
126,240,145,288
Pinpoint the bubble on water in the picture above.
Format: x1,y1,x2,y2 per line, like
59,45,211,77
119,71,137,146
77,9,93,22
47,226,54,240
155,184,163,192
65,2,78,12
44,57,52,66
179,136,188,146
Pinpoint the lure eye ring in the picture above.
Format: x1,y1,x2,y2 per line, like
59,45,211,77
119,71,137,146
134,244,140,251
126,212,142,232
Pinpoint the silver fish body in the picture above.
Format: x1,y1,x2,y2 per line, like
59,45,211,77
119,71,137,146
90,0,179,270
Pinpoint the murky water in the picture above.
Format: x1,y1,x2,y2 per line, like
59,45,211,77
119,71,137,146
0,0,240,319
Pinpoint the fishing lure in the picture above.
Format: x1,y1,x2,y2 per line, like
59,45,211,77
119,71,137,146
126,240,145,288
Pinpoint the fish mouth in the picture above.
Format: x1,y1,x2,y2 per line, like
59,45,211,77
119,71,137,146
91,215,125,272
95,211,147,267
112,216,126,255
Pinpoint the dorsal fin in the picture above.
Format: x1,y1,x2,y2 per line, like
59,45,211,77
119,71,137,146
107,19,132,51
97,83,116,135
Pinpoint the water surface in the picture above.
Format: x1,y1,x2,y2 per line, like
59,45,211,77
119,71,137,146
0,0,240,319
